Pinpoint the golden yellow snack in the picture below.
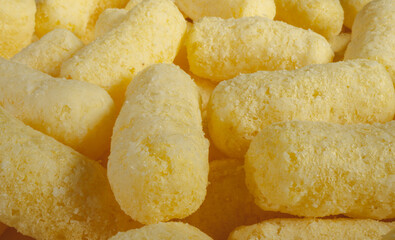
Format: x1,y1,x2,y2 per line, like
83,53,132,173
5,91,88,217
382,228,395,240
184,160,291,240
228,219,395,240
208,59,395,158
0,58,116,161
187,17,333,82
0,107,137,240
0,223,6,236
60,0,186,106
344,0,395,84
11,29,84,77
109,222,212,240
328,32,351,62
340,0,374,29
94,8,128,39
176,0,276,21
274,0,344,38
108,64,209,224
245,121,395,219
35,0,129,43
0,0,36,59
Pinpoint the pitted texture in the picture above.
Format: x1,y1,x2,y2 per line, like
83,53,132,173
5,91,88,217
109,222,212,240
208,59,395,158
0,58,116,161
187,17,333,82
0,0,36,59
11,29,84,77
35,0,129,43
185,159,290,240
0,107,137,240
176,0,276,21
60,0,186,107
94,8,128,39
245,121,395,219
229,219,395,240
345,0,395,84
108,64,209,224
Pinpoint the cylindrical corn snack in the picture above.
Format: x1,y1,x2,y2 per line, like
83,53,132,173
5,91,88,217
274,0,344,38
0,107,137,240
187,17,333,82
208,59,395,158
344,0,395,83
0,223,6,236
245,121,395,219
110,222,212,240
0,58,116,161
35,0,129,43
11,29,84,77
228,219,395,240
94,9,128,39
108,64,209,224
184,160,291,240
60,0,186,106
340,0,374,29
0,0,36,59
176,0,276,21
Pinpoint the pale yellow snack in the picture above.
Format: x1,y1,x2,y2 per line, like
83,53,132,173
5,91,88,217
60,0,186,107
0,58,116,161
274,0,344,38
246,121,395,219
110,222,212,240
125,0,176,10
187,17,333,82
108,64,209,224
176,0,275,21
184,160,291,240
344,0,395,84
11,29,84,77
328,32,351,61
228,219,395,240
35,0,129,43
0,0,36,59
208,59,395,158
340,0,374,29
0,107,137,240
95,8,128,39
0,223,6,236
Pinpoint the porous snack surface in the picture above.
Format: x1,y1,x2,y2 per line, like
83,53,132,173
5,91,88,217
245,121,395,219
108,64,209,224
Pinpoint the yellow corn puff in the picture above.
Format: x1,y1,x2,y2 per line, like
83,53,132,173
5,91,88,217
340,0,374,29
185,160,291,240
229,219,395,240
176,0,276,21
0,0,36,59
94,9,128,39
382,229,395,240
208,59,395,158
0,58,116,161
35,0,129,43
344,0,395,84
108,64,209,224
274,0,344,38
60,0,186,106
11,29,84,77
187,17,333,82
109,222,212,240
245,121,395,219
0,107,137,240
